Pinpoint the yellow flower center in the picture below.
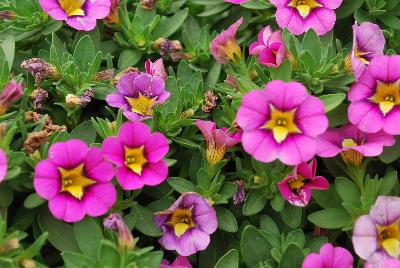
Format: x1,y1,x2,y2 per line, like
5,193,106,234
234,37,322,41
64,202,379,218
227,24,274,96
221,39,242,64
125,93,157,117
58,163,96,200
369,80,400,115
354,47,371,65
377,221,400,258
288,0,322,18
167,208,196,237
288,175,310,192
124,146,148,175
206,141,226,165
262,104,301,143
58,0,86,17
340,138,363,168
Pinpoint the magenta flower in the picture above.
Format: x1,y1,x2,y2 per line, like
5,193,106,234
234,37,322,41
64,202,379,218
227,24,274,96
33,140,116,222
249,26,287,68
365,258,400,268
352,196,400,266
236,80,328,166
0,79,23,115
145,58,168,81
316,124,395,168
0,149,7,183
302,243,354,268
348,55,400,135
160,256,193,268
195,120,241,165
351,22,385,81
278,158,328,207
154,192,218,256
102,122,169,190
224,0,248,3
210,18,243,64
106,72,170,121
270,0,343,35
39,0,111,31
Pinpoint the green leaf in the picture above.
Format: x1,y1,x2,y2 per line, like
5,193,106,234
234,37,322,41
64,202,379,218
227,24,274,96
99,240,121,268
280,203,302,228
259,215,280,237
302,29,321,63
319,93,346,113
336,0,364,19
70,120,97,144
0,35,14,68
308,208,351,229
379,136,400,163
62,251,97,268
380,15,400,30
214,249,239,268
335,177,361,206
286,229,305,248
74,217,103,259
215,206,238,232
271,60,292,82
21,232,48,259
378,170,397,195
242,189,267,216
278,244,304,268
312,185,342,209
173,137,201,149
118,49,142,69
23,193,45,209
167,177,196,193
153,8,189,39
135,251,163,268
131,204,162,237
241,225,272,267
73,35,95,70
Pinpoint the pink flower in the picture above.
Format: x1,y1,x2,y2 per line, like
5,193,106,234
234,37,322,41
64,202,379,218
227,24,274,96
210,18,243,64
270,0,343,35
278,158,328,207
352,196,400,267
103,213,135,250
316,124,395,168
195,120,241,165
145,58,168,81
365,258,400,268
236,80,328,166
39,0,111,31
160,256,193,268
0,79,23,115
302,243,354,268
351,22,385,81
102,122,169,190
34,140,116,222
224,0,248,3
0,149,7,183
348,55,400,135
249,26,287,68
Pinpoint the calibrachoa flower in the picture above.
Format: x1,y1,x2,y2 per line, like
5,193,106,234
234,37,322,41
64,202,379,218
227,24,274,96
103,213,135,250
249,26,287,68
365,259,400,268
302,243,354,268
39,0,111,31
270,0,343,35
34,140,116,222
106,72,170,121
278,159,328,207
145,58,168,81
160,256,193,268
316,124,395,168
0,79,24,115
0,149,7,183
351,22,385,81
348,55,400,135
102,122,169,190
195,120,241,165
154,192,218,256
353,196,400,266
236,80,328,166
210,18,243,64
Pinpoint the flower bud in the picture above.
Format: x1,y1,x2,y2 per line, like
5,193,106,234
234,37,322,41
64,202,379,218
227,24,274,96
103,213,135,250
0,79,24,115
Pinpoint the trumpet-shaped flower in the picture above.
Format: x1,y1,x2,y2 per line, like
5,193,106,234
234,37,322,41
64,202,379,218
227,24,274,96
106,72,170,121
348,55,400,135
236,80,328,165
210,18,243,64
160,256,193,268
352,196,400,267
34,140,116,222
0,79,23,115
145,58,168,81
39,0,111,31
195,120,241,165
302,243,354,268
270,0,343,35
0,149,6,183
154,192,217,256
249,26,287,68
102,122,169,190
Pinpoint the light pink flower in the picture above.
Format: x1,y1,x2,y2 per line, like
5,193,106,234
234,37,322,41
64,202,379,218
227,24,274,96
160,256,193,268
0,79,23,115
145,58,168,81
0,149,6,183
302,243,354,268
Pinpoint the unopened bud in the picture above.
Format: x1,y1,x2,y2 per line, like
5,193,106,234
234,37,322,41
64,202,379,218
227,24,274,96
0,79,24,115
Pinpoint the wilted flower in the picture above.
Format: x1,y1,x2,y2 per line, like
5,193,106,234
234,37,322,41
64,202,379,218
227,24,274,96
103,213,135,250
236,80,328,165
34,139,116,222
233,180,245,205
23,131,49,155
352,196,400,267
141,0,157,9
0,149,7,183
0,79,24,115
39,0,111,31
106,72,170,121
202,90,218,113
270,0,343,35
145,58,168,81
21,58,60,83
104,0,119,25
65,89,94,108
93,69,115,81
0,11,16,20
153,38,183,56
249,26,287,68
278,159,328,207
302,243,354,268
154,192,218,256
102,122,169,190
160,256,193,268
210,18,243,64
195,120,241,165
316,124,395,168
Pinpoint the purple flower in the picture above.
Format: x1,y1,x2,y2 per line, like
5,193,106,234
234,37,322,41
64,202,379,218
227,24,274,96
365,258,400,268
106,72,170,122
154,192,218,256
352,196,400,266
233,180,245,205
302,243,354,268
145,58,168,81
348,55,400,135
210,18,243,64
103,213,135,250
160,256,193,268
39,0,111,31
34,140,116,222
270,0,343,35
351,22,385,81
278,158,328,207
102,122,169,190
0,79,24,115
249,26,287,68
316,124,395,168
0,149,7,183
236,80,328,166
